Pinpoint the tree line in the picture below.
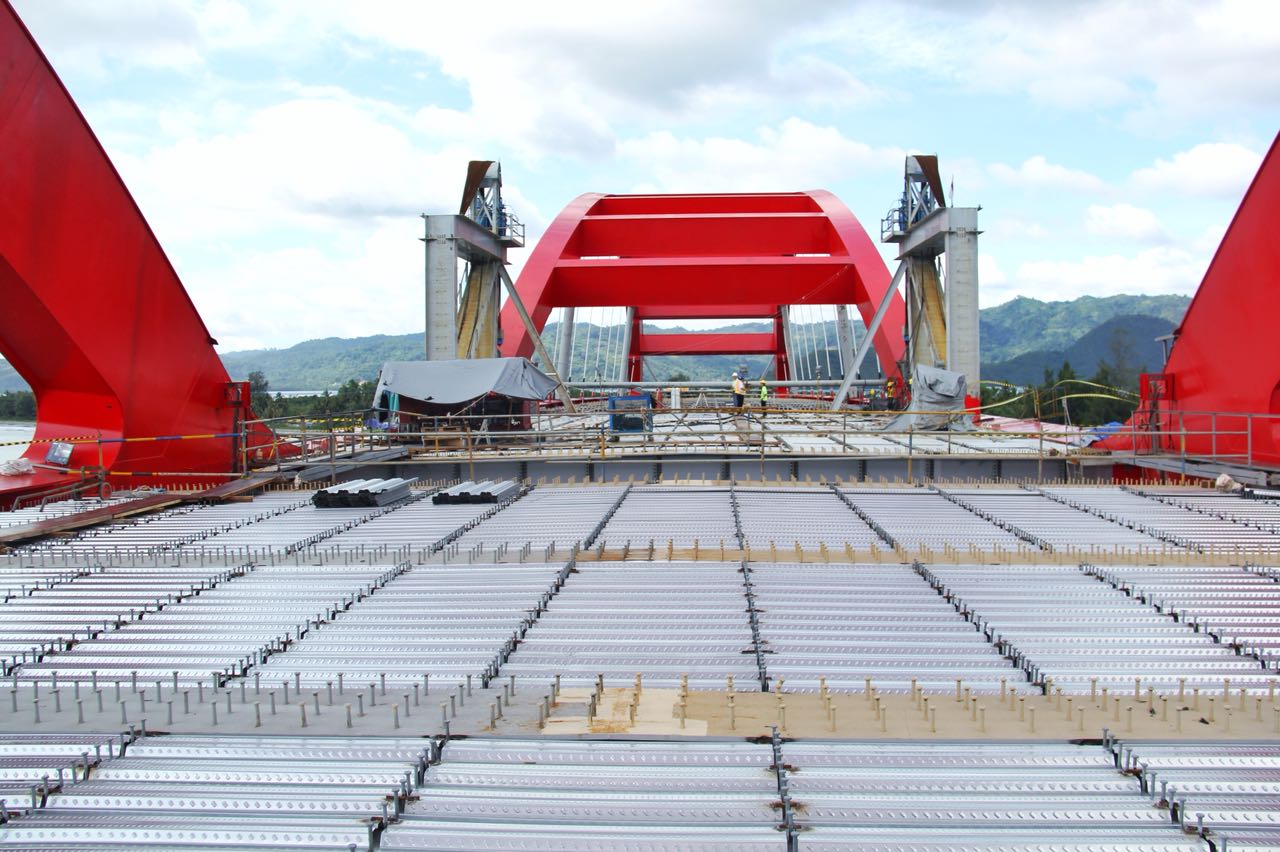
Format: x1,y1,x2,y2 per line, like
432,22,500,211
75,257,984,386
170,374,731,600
980,360,1140,426
0,391,35,421
981,326,1147,427
0,377,378,425
248,372,378,422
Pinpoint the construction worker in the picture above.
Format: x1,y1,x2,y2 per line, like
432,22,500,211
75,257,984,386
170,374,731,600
758,378,769,414
731,372,746,408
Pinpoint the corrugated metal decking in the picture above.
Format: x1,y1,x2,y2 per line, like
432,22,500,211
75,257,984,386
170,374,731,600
1041,486,1280,552
2,562,243,675
596,488,736,548
1,482,1278,848
14,565,395,686
384,738,782,851
841,489,1027,552
0,734,426,850
254,562,566,688
944,488,1171,552
750,562,1028,693
502,561,759,688
785,740,1204,850
1114,739,1280,849
450,486,628,551
1093,563,1280,667
17,494,308,557
922,562,1272,692
736,489,882,550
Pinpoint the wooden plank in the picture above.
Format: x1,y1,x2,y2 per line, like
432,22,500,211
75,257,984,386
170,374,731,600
187,472,284,503
0,493,180,546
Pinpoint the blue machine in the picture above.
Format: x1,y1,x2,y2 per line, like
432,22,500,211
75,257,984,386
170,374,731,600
607,394,653,433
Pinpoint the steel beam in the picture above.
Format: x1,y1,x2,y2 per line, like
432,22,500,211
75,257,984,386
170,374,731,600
894,206,980,390
944,219,981,387
895,207,954,259
617,307,635,382
635,305,778,320
424,214,506,263
829,262,906,409
835,304,855,375
781,307,796,382
423,214,508,361
497,265,576,412
555,307,576,382
634,332,776,356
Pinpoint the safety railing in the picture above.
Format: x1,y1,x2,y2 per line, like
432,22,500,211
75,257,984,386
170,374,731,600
7,471,109,512
1110,408,1280,470
7,405,1279,491
234,405,1089,481
240,406,1273,457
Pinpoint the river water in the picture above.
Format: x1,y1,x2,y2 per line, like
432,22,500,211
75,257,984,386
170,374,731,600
0,422,35,461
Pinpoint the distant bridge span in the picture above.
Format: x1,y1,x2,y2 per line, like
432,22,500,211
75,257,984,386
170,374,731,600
499,191,906,383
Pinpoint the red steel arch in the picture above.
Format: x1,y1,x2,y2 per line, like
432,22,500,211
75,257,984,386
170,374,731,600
1,1,257,498
1102,130,1280,468
499,191,906,384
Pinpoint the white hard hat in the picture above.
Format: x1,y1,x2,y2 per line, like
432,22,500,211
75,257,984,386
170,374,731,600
731,372,738,377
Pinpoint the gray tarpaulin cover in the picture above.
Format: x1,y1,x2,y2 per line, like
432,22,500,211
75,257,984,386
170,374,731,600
373,358,558,406
882,365,974,432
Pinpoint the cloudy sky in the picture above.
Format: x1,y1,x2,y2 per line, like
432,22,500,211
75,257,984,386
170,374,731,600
11,0,1278,352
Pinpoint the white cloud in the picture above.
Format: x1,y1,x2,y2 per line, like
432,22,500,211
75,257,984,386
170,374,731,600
1191,221,1230,256
682,55,885,115
1013,247,1206,300
618,119,904,192
111,92,471,244
192,220,425,353
843,0,1280,120
988,156,1109,194
979,253,1006,286
10,0,1269,356
1023,73,1133,111
98,90,536,350
1083,204,1169,243
1131,142,1264,199
11,0,203,76
19,1,878,161
987,218,1048,240
335,1,870,161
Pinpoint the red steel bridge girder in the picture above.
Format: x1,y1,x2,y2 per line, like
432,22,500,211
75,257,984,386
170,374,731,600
499,191,906,382
1101,131,1280,467
634,333,779,357
635,305,778,320
0,1,261,497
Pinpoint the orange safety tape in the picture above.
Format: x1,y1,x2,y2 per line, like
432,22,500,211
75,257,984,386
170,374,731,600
0,432,238,448
106,471,242,478
0,433,99,447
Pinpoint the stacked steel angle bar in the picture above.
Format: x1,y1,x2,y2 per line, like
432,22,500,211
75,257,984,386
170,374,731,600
0,481,1278,849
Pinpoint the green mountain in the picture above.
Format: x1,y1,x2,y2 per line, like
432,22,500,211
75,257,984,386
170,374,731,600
0,293,1193,394
981,294,1188,363
983,314,1175,386
218,334,424,391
